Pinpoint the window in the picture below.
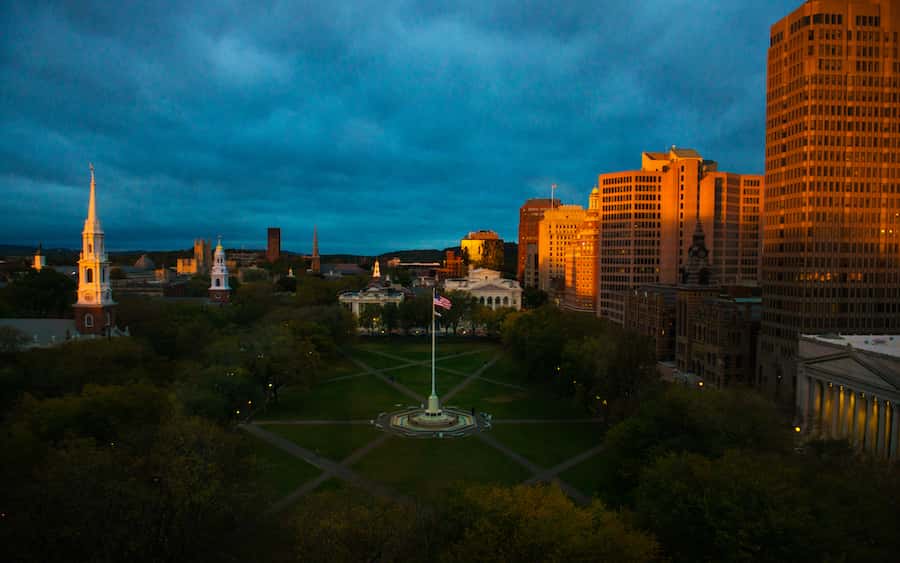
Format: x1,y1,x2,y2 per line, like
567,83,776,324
85,268,93,283
84,313,94,328
215,278,221,287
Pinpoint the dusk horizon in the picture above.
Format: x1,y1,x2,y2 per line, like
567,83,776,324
1,1,796,254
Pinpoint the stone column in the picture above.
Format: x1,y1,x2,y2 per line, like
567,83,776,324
846,390,857,444
890,404,900,462
865,397,877,454
876,400,887,458
854,393,866,446
835,387,845,440
797,370,810,429
811,379,823,435
822,384,834,439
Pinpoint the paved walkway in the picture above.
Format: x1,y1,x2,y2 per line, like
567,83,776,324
242,423,410,514
246,345,606,514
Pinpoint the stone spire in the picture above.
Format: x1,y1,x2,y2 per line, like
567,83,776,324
84,163,103,233
372,259,381,279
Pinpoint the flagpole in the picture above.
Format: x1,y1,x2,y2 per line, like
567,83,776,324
431,286,436,398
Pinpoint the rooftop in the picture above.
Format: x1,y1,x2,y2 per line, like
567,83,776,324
803,334,900,360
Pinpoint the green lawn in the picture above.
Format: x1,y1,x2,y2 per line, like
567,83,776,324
479,354,529,384
558,450,612,499
448,379,584,419
489,423,603,469
385,364,467,398
257,376,411,420
248,435,322,502
347,348,408,370
263,423,383,462
352,435,531,501
320,356,364,380
436,350,497,373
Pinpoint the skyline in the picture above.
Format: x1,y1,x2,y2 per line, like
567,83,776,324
1,1,798,253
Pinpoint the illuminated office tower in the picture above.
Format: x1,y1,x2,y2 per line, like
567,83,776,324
759,0,900,403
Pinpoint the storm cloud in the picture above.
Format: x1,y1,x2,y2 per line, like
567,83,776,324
0,0,797,253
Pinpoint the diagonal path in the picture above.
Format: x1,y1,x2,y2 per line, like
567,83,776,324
242,423,410,512
257,419,373,425
251,344,604,515
344,354,425,403
475,432,591,505
523,443,605,486
443,354,502,401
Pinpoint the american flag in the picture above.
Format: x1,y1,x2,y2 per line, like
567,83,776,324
434,295,452,310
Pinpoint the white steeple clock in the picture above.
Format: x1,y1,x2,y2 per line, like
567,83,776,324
73,163,116,334
209,236,232,303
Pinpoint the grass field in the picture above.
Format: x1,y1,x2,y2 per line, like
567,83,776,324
352,435,531,501
263,423,383,462
489,422,602,469
258,375,411,420
249,436,322,502
248,338,605,511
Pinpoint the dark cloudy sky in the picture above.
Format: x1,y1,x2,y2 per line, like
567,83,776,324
1,0,798,254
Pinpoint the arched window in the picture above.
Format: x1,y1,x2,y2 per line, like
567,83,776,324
88,243,93,253
86,268,93,283
84,313,94,328
215,278,221,287
479,296,485,305
503,296,509,306
487,296,493,306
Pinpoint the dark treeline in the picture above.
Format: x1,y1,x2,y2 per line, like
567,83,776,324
1,279,899,562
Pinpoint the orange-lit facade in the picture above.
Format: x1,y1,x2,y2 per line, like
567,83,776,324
563,189,601,312
759,0,900,404
518,198,558,288
597,148,762,325
538,205,587,294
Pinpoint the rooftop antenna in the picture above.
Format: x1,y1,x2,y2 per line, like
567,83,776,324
551,183,558,207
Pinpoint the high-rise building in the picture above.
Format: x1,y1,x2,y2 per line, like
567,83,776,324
596,148,762,325
267,227,281,263
194,238,212,274
311,226,321,274
518,198,558,288
563,189,601,312
759,0,900,404
538,205,587,293
73,164,116,335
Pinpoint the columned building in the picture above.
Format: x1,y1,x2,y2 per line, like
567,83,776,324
73,164,116,335
443,268,523,310
209,237,231,303
338,286,405,317
759,0,900,405
797,334,900,461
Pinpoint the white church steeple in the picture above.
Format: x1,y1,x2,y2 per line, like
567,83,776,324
74,163,116,334
209,236,231,303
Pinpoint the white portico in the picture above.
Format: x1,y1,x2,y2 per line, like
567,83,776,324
442,268,522,310
338,286,405,317
796,334,900,461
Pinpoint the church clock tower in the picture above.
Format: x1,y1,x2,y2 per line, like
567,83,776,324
209,236,231,303
73,164,116,334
